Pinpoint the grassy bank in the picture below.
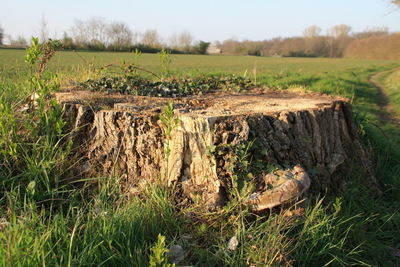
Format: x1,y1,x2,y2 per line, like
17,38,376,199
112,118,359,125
0,47,399,266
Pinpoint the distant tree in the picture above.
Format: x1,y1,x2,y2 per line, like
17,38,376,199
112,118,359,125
303,25,322,38
107,22,133,50
71,17,108,47
303,25,322,55
240,40,263,56
168,32,180,50
268,37,283,55
195,41,210,54
87,39,106,50
326,24,352,57
178,31,193,52
61,32,75,49
86,17,108,44
168,31,193,52
328,24,352,39
280,37,307,56
0,25,4,45
220,38,241,54
10,35,27,47
141,29,162,48
354,26,389,39
312,36,331,57
71,19,87,45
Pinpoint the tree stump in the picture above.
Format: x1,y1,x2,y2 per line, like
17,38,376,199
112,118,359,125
56,90,375,210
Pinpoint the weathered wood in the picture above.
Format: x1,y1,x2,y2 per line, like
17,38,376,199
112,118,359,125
247,165,310,211
57,90,375,209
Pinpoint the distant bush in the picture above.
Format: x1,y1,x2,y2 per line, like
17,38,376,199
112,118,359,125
286,51,317,57
60,41,184,54
194,41,210,55
247,49,262,56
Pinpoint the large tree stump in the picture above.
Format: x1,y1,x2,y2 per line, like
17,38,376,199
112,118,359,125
56,90,375,210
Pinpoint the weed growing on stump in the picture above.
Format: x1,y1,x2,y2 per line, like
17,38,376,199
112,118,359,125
159,102,180,185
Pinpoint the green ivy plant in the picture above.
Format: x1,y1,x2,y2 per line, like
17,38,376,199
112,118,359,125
77,73,256,97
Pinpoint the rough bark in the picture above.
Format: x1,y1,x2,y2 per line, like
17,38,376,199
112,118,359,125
57,90,375,209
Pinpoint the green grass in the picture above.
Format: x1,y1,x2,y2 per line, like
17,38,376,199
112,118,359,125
0,47,400,266
1,48,397,76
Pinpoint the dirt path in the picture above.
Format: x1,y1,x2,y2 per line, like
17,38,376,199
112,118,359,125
368,69,400,125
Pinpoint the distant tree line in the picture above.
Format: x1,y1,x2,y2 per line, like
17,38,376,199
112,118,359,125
0,18,210,54
215,25,399,59
0,18,398,59
344,33,400,60
60,18,210,54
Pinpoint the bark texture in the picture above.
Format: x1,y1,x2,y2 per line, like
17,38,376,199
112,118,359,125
58,91,375,209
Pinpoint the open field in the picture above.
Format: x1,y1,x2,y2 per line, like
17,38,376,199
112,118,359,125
1,48,397,74
0,47,400,266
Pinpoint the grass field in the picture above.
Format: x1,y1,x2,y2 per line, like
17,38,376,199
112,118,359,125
1,48,397,75
0,47,400,266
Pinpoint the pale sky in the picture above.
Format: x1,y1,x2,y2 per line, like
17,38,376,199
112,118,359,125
0,0,399,43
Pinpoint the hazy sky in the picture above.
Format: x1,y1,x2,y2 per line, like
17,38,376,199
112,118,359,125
1,0,399,42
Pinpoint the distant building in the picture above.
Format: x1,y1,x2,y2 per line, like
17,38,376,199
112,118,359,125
207,44,222,54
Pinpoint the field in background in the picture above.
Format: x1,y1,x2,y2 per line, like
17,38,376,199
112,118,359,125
0,48,399,266
1,48,397,75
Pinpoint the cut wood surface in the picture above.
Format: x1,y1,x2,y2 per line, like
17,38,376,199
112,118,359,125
56,90,375,209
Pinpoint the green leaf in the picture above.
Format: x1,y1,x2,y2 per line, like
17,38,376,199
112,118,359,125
27,181,36,197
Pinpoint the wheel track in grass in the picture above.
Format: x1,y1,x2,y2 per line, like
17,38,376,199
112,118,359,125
368,68,400,126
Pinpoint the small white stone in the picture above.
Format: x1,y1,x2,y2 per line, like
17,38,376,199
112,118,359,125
227,235,239,251
30,92,40,101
